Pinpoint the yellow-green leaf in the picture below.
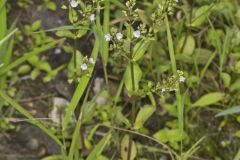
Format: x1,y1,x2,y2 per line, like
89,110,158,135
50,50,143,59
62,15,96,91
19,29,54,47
134,105,155,130
124,63,142,92
132,39,151,61
192,92,225,107
121,134,137,160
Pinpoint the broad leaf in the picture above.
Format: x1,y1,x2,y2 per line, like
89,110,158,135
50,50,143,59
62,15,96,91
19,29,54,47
191,5,210,27
121,134,137,160
192,92,225,107
132,39,151,61
124,63,142,92
134,105,155,129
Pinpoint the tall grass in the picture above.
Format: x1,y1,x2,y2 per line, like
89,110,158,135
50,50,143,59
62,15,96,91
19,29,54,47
165,15,184,154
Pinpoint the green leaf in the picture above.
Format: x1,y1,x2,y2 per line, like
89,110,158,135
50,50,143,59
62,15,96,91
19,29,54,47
41,155,66,160
120,134,137,160
31,20,42,31
234,61,240,73
30,68,40,80
86,132,112,160
234,148,240,160
192,92,225,107
82,101,97,123
191,5,210,27
132,39,151,61
178,35,195,56
67,50,83,80
236,130,240,138
230,79,240,92
37,61,52,72
114,106,131,127
164,104,177,117
28,55,39,65
215,106,240,117
124,63,142,92
46,1,57,11
56,30,75,39
18,64,31,74
134,105,155,130
221,72,231,88
96,155,109,160
153,129,186,143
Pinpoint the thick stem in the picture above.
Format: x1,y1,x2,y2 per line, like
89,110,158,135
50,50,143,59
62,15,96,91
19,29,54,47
127,32,136,160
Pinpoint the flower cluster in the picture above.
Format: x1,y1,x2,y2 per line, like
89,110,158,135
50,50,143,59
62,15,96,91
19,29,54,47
122,0,139,22
151,0,178,32
63,0,99,25
80,57,95,71
67,56,96,83
104,29,141,43
153,70,185,95
135,70,186,97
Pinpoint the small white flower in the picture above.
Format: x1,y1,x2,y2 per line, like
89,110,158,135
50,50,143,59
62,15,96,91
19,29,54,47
104,33,111,42
81,63,88,71
70,0,78,8
90,14,95,22
116,32,123,41
179,76,185,82
161,88,166,93
89,57,95,64
133,30,141,38
54,48,61,54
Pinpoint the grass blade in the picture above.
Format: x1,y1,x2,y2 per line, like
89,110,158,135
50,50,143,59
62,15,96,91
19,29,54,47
165,14,184,152
0,91,63,147
86,132,112,160
33,25,90,33
0,0,7,64
62,34,99,131
215,106,240,117
0,28,18,46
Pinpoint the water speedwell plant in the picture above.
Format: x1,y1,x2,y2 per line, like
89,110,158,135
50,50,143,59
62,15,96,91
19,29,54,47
0,0,214,159
104,0,186,159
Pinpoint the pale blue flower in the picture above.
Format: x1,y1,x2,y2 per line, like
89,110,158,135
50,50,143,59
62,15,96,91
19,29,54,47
179,76,185,82
116,32,123,41
133,30,141,38
81,63,88,71
70,0,78,8
89,57,95,64
90,14,95,22
104,33,111,42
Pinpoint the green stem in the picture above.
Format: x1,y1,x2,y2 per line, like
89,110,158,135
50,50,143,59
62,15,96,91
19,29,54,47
0,0,7,99
73,36,77,81
127,29,136,160
103,0,110,92
165,14,184,154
